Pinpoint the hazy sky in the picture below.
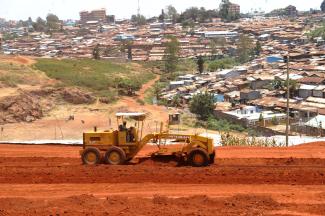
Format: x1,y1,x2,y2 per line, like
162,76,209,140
0,0,323,21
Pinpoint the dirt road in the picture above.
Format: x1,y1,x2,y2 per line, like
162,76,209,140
0,143,325,215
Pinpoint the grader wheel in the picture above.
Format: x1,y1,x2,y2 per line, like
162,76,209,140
104,146,126,165
209,151,216,164
82,147,101,165
188,148,209,167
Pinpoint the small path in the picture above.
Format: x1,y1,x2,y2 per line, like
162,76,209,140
137,75,160,100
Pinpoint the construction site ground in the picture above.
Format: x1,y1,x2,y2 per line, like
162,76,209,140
0,142,325,215
1,55,325,215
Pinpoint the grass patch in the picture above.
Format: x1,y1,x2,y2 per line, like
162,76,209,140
140,59,197,74
34,58,155,101
0,62,48,87
207,57,237,71
188,115,246,133
144,87,154,104
136,98,145,105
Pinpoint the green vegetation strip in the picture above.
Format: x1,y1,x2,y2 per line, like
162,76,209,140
34,59,155,100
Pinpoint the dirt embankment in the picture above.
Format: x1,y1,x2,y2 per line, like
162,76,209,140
0,88,95,124
0,143,325,215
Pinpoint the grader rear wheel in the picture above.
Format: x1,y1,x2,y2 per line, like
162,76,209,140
188,148,209,167
81,147,101,165
104,146,126,165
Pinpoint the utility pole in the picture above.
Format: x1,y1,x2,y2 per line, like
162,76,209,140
137,0,140,16
286,55,290,147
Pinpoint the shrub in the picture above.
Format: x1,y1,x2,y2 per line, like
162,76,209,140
189,92,215,120
208,57,236,71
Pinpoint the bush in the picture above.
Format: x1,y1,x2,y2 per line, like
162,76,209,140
189,92,215,120
206,117,246,132
136,98,145,105
207,57,236,71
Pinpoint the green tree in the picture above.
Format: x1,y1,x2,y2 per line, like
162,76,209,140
92,44,100,60
171,95,182,107
237,34,255,63
131,14,147,26
255,41,262,55
164,36,180,73
308,25,325,40
259,113,264,122
219,0,230,20
283,79,299,97
219,0,239,21
166,5,179,23
322,0,325,12
153,82,164,100
271,79,299,97
46,13,60,31
190,92,215,120
197,56,204,74
198,7,209,23
159,9,165,22
181,7,200,22
210,37,226,56
119,41,133,60
208,57,236,71
271,78,283,90
32,17,46,32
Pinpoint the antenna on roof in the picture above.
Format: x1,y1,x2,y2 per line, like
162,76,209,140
137,0,140,16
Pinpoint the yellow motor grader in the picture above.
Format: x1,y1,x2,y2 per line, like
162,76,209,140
80,112,215,167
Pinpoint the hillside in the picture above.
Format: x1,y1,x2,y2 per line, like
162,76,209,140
34,58,155,101
0,56,156,126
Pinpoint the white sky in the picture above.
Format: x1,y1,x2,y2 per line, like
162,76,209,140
0,0,323,21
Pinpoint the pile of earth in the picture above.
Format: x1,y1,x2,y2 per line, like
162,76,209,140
0,91,43,124
0,87,96,124
59,87,96,105
30,87,96,105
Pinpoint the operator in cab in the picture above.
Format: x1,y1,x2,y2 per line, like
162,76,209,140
119,121,128,132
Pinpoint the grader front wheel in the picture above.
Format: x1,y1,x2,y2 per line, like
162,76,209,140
82,147,101,165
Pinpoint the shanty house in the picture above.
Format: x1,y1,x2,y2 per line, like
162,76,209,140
298,85,316,99
240,90,261,102
313,85,325,98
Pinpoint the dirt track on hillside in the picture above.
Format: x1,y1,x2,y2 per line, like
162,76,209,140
1,143,325,215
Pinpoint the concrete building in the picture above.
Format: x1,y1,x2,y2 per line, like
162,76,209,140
202,31,238,39
228,3,240,15
91,9,106,21
220,106,286,126
80,8,106,23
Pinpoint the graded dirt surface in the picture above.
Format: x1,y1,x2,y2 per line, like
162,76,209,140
1,143,325,215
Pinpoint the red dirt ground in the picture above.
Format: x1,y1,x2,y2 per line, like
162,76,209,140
0,142,325,215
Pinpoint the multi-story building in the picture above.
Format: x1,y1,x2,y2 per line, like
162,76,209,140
79,11,90,23
91,9,106,21
228,3,240,15
79,8,107,23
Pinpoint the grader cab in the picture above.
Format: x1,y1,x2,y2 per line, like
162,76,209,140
81,112,215,167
